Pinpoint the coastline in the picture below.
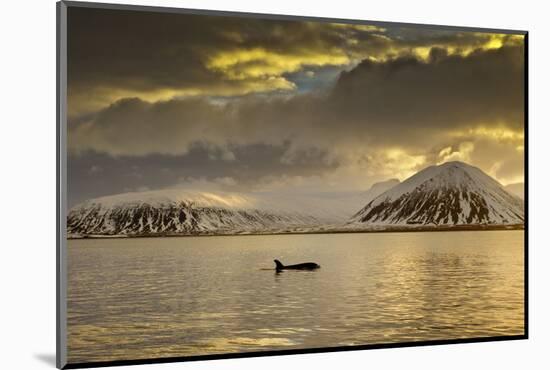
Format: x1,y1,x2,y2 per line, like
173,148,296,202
67,223,524,240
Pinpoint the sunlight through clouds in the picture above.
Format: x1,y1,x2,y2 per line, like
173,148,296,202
67,7,525,205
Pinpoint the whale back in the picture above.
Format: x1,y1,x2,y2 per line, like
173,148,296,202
274,259,320,271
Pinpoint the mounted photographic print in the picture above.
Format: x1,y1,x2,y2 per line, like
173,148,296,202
57,1,527,368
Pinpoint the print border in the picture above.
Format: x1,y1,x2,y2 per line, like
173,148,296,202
56,1,528,368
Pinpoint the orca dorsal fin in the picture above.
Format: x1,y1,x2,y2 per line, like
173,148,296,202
274,259,284,270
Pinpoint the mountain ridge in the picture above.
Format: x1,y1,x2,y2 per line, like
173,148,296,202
67,161,524,237
67,190,332,236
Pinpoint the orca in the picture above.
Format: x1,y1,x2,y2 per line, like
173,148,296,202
274,259,320,271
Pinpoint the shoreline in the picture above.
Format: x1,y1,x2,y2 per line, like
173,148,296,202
67,224,524,240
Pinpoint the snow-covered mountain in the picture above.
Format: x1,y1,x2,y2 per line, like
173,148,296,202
67,189,341,236
349,161,524,226
67,179,405,237
67,162,523,237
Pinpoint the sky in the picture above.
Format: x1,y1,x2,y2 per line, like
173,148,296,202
67,7,525,208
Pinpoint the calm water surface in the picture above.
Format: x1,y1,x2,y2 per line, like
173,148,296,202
67,230,524,363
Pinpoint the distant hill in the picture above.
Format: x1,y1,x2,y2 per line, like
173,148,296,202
362,178,400,203
504,182,524,199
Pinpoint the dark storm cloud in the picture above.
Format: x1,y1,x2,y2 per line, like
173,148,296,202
68,7,519,116
67,7,524,201
68,43,524,202
70,44,524,156
68,144,338,207
325,45,524,138
67,7,390,116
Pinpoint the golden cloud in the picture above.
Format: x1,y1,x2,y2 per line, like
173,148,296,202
379,148,427,180
437,142,475,164
206,47,350,84
404,33,523,62
68,78,298,118
69,10,524,118
328,23,387,33
451,125,524,143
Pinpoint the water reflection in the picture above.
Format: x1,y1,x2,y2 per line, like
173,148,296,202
67,230,524,363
